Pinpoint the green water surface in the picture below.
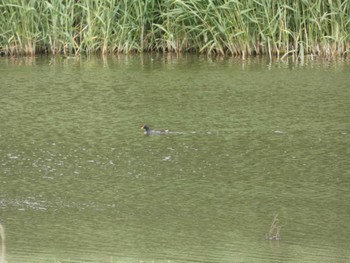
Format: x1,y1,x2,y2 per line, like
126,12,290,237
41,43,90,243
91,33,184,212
0,55,349,262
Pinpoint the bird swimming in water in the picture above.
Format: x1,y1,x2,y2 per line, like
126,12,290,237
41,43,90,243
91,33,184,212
141,124,169,135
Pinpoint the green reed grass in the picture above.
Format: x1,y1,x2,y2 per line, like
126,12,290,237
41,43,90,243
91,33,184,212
0,0,349,57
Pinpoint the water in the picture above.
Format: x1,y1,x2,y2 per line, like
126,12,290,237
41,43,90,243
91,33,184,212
0,55,349,262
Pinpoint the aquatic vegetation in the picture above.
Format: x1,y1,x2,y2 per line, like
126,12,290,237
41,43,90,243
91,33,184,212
0,0,349,57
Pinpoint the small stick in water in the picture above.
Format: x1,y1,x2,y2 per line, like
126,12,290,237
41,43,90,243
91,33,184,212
266,214,282,241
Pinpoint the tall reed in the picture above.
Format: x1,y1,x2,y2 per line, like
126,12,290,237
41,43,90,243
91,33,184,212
0,0,349,57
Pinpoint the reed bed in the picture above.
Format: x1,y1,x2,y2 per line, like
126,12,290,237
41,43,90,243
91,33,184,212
0,0,349,57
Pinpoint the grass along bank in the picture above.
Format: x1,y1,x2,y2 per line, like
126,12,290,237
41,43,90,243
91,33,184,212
0,0,349,58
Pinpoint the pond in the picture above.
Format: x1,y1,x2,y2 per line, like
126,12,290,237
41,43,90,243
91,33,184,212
0,54,349,262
